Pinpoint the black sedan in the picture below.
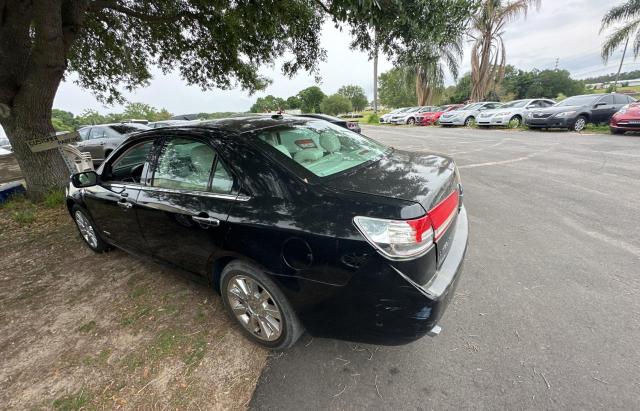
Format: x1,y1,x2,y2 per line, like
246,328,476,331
525,93,636,132
66,116,468,349
297,113,362,133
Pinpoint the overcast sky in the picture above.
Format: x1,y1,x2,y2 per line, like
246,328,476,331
53,0,638,116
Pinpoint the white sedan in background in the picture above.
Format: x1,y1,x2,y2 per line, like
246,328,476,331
379,107,412,123
477,98,556,127
439,102,503,126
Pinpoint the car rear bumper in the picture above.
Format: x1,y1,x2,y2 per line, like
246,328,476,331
299,205,469,345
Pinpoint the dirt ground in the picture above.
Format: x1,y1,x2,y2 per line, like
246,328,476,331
0,199,267,410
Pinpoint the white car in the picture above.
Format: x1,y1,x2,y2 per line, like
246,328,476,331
390,106,438,125
385,107,420,124
477,98,556,127
439,102,503,126
380,108,412,123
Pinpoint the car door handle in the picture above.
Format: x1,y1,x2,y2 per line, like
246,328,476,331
117,200,133,209
192,215,220,227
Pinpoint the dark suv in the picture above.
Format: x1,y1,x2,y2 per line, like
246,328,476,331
525,93,637,132
76,123,150,164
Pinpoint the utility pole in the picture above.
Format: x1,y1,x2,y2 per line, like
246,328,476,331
373,30,379,113
554,57,559,70
614,36,630,92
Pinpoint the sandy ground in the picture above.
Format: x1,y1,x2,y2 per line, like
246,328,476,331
0,201,267,410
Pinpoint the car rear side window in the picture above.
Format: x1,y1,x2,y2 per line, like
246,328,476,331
151,138,233,193
256,120,388,178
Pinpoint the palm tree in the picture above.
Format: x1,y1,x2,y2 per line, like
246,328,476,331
469,0,541,101
600,0,640,66
403,39,464,106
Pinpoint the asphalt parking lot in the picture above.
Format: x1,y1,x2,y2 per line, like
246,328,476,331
251,126,640,410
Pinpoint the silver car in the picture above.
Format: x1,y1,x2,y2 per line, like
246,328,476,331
379,108,411,123
76,123,150,164
477,98,556,127
390,106,437,125
439,102,503,126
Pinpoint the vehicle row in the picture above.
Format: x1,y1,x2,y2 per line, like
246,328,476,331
381,93,639,133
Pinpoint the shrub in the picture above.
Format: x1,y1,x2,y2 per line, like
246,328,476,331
365,113,380,124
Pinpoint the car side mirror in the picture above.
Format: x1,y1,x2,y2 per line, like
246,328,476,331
71,171,99,188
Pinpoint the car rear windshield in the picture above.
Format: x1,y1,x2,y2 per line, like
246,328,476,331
257,121,389,177
555,95,599,107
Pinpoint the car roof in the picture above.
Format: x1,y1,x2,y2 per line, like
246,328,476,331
146,115,316,135
297,113,343,122
79,122,150,129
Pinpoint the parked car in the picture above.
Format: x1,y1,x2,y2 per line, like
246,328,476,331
66,116,468,349
298,113,361,133
525,93,636,132
610,102,640,134
477,98,556,127
416,104,464,126
439,102,503,126
379,108,411,123
389,106,436,125
147,120,191,129
76,123,151,164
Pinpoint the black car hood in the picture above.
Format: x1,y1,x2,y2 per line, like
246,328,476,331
324,149,457,213
533,105,583,114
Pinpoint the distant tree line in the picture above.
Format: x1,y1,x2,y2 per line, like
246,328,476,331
51,102,173,132
249,84,369,115
377,65,589,107
583,70,640,84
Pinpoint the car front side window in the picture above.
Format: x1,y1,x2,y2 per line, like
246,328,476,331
151,138,233,194
103,140,154,183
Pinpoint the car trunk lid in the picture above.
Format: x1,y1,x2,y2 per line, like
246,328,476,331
326,149,460,266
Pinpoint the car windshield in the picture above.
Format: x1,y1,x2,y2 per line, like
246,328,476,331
257,121,389,177
464,103,483,110
555,95,600,107
111,123,150,134
501,100,528,108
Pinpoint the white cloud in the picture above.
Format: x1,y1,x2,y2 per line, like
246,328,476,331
54,0,636,115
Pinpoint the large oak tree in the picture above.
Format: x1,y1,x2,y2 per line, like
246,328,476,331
0,0,474,199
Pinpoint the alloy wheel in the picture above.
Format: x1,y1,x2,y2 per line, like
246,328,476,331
407,118,415,125
574,117,586,132
226,275,283,341
74,210,98,249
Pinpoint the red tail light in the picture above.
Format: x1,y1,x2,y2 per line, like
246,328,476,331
354,189,459,260
428,190,459,240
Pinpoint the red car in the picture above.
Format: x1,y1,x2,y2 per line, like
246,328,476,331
416,104,464,126
610,102,640,134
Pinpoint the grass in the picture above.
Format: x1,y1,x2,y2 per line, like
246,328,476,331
44,189,66,208
590,85,640,95
78,320,97,333
52,388,93,411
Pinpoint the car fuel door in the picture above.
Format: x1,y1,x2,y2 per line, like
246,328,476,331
135,135,239,276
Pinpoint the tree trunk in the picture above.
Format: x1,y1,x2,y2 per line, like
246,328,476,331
0,117,70,200
0,0,86,200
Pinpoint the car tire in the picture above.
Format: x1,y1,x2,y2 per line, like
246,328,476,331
464,117,475,127
220,260,303,350
407,118,415,125
509,115,522,128
71,204,109,253
610,127,624,135
572,116,587,132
